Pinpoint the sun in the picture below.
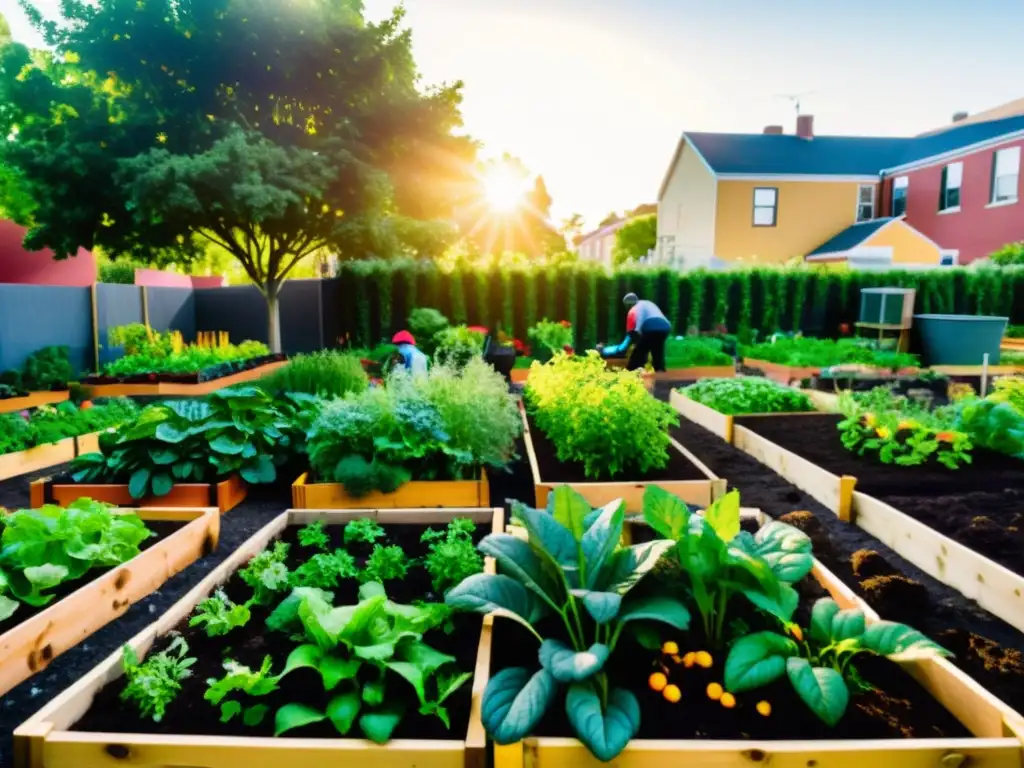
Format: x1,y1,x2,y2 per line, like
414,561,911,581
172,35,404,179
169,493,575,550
482,163,530,213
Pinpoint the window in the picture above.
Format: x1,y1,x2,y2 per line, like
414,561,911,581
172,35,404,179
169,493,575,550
856,185,875,222
752,187,777,226
939,162,963,211
940,253,957,266
891,176,909,216
991,147,1020,204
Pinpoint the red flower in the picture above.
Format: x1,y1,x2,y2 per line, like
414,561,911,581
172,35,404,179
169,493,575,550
559,320,572,328
513,338,525,352
838,323,851,335
467,325,489,335
563,345,575,354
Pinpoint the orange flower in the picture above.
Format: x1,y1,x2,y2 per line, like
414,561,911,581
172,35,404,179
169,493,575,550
897,420,916,431
935,431,957,443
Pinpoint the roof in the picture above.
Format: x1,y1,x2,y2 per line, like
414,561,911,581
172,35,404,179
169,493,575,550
806,218,895,257
919,98,1024,136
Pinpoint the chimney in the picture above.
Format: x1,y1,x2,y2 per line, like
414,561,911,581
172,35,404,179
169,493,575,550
796,114,814,140
763,125,783,135
952,111,969,124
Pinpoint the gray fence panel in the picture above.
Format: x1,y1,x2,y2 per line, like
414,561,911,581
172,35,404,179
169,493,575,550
146,286,196,342
280,280,323,354
194,285,267,345
96,283,144,366
320,277,344,348
0,285,92,375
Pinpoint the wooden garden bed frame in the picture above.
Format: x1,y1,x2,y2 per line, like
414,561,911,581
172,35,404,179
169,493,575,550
494,512,1024,768
82,360,287,398
742,357,822,384
519,402,725,512
31,474,247,514
0,390,70,414
0,439,76,483
14,506,500,768
73,429,107,457
292,471,491,509
0,506,219,701
1000,337,1024,351
669,388,840,444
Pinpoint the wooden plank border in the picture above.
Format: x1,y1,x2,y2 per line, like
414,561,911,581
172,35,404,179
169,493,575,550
492,515,1024,768
743,358,821,384
292,472,490,509
0,440,76,483
669,389,840,445
32,475,247,515
14,507,500,768
0,507,219,700
520,402,720,512
0,391,71,415
82,360,287,398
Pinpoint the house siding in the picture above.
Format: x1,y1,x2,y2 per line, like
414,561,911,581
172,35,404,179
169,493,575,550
861,221,942,265
714,179,876,264
880,136,1024,263
657,142,716,268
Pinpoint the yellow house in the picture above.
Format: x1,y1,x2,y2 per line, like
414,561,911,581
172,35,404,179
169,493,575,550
655,115,950,268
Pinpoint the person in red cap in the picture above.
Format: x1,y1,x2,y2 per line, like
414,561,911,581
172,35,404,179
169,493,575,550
392,330,428,375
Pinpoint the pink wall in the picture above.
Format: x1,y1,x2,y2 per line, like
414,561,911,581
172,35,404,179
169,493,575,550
134,269,226,288
0,220,97,286
880,136,1024,263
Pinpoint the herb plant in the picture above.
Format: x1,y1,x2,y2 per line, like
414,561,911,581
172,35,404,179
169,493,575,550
528,319,573,362
291,550,359,589
205,656,279,725
120,636,196,722
297,521,330,550
239,542,291,604
446,486,690,762
724,597,950,726
343,519,386,546
361,544,409,583
433,325,486,369
102,324,269,377
422,518,483,594
260,350,368,398
189,590,253,637
681,377,814,415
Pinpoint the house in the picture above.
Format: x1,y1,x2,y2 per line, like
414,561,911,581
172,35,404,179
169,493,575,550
657,109,1024,269
576,220,624,266
0,219,97,286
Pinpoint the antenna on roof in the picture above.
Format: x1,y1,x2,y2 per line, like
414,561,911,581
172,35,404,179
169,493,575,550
776,92,815,116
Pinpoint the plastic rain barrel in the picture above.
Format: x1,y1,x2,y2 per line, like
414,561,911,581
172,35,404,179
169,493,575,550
912,314,1008,366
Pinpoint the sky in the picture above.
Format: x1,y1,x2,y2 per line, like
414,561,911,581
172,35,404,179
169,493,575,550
5,0,1023,230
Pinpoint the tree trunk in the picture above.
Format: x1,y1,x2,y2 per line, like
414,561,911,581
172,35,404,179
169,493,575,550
266,288,283,354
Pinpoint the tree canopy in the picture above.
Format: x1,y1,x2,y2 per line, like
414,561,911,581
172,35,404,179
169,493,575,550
612,214,657,266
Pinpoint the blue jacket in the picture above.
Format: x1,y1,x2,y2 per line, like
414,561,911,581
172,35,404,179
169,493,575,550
397,343,428,374
603,300,670,356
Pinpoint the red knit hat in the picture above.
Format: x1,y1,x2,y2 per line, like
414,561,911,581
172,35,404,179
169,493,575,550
392,331,416,346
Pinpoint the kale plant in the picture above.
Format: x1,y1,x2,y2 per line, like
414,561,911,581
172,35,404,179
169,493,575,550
343,519,386,546
120,636,196,722
297,521,330,550
361,544,409,583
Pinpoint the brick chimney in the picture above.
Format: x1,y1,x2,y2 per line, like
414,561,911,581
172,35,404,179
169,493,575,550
952,111,969,123
796,114,814,140
763,125,783,135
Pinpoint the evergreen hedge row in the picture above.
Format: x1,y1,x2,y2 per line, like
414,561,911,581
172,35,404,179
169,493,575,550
333,261,1024,348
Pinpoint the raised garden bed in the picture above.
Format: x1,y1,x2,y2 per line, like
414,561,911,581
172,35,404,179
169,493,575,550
0,439,76,483
0,505,219,699
732,412,1024,634
520,403,723,510
82,355,287,397
14,507,499,768
0,389,70,414
742,357,822,384
670,387,838,444
292,470,490,509
31,474,248,514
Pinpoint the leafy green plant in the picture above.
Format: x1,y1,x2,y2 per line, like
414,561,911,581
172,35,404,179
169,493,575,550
120,636,196,722
239,542,291,605
644,487,812,649
189,589,253,637
956,394,1024,460
724,597,950,726
343,519,387,546
433,325,485,369
525,352,678,479
681,377,814,415
740,336,918,370
291,550,359,589
361,545,409,583
260,351,368,398
102,325,270,377
0,399,139,458
661,337,733,368
422,518,483,594
270,581,469,742
528,319,573,362
21,346,74,391
446,486,689,762
408,307,450,357
205,656,279,725
297,521,330,550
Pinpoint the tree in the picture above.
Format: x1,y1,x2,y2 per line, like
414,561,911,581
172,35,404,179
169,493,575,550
1,0,473,350
0,13,10,45
612,215,657,266
560,212,584,246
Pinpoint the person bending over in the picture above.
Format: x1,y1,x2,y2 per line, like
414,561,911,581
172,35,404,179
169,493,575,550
601,293,671,371
391,330,428,375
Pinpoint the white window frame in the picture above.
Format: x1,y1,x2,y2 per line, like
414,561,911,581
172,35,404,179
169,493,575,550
939,162,963,212
991,147,1020,205
891,176,909,216
856,184,875,222
752,187,778,227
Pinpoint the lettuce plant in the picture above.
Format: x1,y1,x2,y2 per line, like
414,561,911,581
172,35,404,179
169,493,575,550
239,542,291,605
120,635,196,722
269,582,469,742
724,597,950,726
681,377,813,415
422,518,483,594
644,487,813,649
189,589,252,637
297,521,330,550
291,550,359,589
360,545,409,583
446,486,689,761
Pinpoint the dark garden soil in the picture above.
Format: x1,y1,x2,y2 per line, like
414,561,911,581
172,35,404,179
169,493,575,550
526,414,707,484
0,520,183,637
651,386,1024,722
83,354,286,385
74,520,486,741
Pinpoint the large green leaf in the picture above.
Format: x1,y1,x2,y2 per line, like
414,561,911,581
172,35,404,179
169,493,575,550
360,704,405,743
210,435,246,455
642,485,690,540
326,692,361,735
445,573,548,636
547,486,591,542
387,660,427,704
810,598,840,645
703,490,741,542
241,454,276,485
154,422,192,444
274,703,326,736
478,533,561,606
398,641,455,678
362,678,386,706
742,583,799,623
148,448,179,465
786,658,849,727
128,468,151,499
538,639,609,683
831,609,866,642
724,631,798,692
581,591,621,624
754,522,813,582
580,500,625,588
320,655,362,690
617,594,690,631
512,501,577,568
279,643,324,679
0,595,18,622
597,540,674,595
481,667,557,744
565,684,640,762
24,563,68,591
861,622,951,660
150,472,174,497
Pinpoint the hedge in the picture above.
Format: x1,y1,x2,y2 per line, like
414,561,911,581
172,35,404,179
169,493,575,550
332,261,1024,347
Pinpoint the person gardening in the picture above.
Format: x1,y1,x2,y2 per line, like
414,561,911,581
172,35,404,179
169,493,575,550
391,330,428,375
600,293,671,371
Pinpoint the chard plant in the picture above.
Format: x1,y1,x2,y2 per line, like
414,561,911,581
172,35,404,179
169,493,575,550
120,635,196,722
643,487,814,649
724,597,951,726
446,486,690,762
268,582,470,742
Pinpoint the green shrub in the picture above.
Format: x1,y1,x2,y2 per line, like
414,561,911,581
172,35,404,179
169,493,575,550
740,336,918,370
260,351,368,398
98,260,140,284
681,377,814,415
408,307,450,357
990,242,1024,266
0,398,139,457
21,346,74,390
433,325,485,368
527,319,573,362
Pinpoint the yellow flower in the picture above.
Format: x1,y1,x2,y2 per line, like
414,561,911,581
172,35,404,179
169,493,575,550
897,420,917,431
156,132,167,144
863,413,876,427
875,427,891,439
